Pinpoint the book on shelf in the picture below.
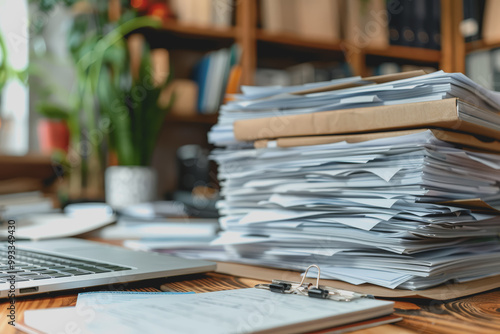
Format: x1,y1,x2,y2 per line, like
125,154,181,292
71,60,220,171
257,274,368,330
295,0,341,41
492,48,500,92
399,0,415,47
482,0,500,45
0,191,55,222
466,49,494,90
429,0,441,50
260,0,283,33
344,0,388,50
387,0,440,50
254,68,291,87
212,0,234,27
169,0,234,28
368,63,437,77
413,0,428,48
280,0,297,35
387,0,402,46
160,79,199,117
259,0,441,50
0,178,45,195
255,62,352,87
461,0,486,43
260,0,341,41
224,64,242,101
192,44,240,114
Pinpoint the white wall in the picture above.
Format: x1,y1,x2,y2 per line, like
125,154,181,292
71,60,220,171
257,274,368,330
0,0,29,155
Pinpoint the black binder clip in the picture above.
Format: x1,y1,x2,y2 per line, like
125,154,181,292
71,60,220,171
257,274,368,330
300,265,329,299
255,264,371,302
269,282,292,293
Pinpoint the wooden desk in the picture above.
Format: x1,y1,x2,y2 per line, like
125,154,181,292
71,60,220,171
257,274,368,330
1,272,500,334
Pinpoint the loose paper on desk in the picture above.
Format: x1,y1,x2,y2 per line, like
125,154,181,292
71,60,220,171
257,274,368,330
22,288,393,334
18,292,191,334
76,291,194,307
0,212,115,240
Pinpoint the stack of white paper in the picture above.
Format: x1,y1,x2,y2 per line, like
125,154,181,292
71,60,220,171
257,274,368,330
175,130,500,289
175,72,500,290
209,71,500,146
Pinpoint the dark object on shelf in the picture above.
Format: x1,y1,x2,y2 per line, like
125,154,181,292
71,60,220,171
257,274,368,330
173,190,219,218
177,144,210,191
462,0,485,43
387,0,440,50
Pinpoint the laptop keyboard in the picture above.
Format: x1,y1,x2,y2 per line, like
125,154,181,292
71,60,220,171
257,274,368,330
0,249,132,284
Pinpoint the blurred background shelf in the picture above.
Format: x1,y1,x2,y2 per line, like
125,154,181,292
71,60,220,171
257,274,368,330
466,40,500,53
256,30,344,52
0,155,54,181
364,45,442,63
256,33,441,64
162,20,237,40
0,0,479,202
145,0,472,199
165,113,218,125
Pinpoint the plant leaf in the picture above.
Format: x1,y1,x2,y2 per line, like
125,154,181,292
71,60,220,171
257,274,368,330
35,102,71,120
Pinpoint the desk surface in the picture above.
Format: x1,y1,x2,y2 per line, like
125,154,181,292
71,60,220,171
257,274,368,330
1,271,500,334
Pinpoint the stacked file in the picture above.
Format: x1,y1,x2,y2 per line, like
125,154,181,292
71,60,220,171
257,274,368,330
181,71,500,290
209,70,500,146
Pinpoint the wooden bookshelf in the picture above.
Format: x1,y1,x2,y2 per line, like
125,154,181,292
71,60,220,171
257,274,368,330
144,0,466,195
256,30,344,52
364,45,442,63
256,32,442,64
466,40,500,53
239,0,460,82
0,155,54,181
148,0,463,85
165,113,218,125
162,20,236,40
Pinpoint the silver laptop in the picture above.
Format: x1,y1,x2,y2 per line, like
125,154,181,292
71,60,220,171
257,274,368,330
0,238,216,298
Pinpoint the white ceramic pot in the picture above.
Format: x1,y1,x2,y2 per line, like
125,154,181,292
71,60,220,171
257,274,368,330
105,166,158,209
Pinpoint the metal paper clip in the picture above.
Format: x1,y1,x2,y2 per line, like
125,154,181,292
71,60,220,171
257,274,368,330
254,264,371,302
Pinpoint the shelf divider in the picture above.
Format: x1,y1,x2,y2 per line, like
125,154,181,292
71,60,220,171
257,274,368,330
257,29,344,52
162,20,236,39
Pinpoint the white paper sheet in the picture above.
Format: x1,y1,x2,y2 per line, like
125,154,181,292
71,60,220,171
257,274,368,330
22,288,392,334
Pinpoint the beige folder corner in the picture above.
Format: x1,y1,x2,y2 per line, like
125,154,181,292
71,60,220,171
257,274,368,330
254,128,500,154
234,99,500,142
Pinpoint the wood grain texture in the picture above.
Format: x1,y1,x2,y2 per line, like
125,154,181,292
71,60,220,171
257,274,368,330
451,0,466,74
392,290,500,334
162,20,236,39
439,0,454,72
0,155,54,182
237,0,257,85
160,272,265,293
2,273,500,334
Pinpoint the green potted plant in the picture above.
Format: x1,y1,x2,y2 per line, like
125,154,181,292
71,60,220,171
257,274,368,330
0,30,8,93
31,2,173,203
69,13,169,203
69,7,174,207
35,102,71,155
96,35,174,208
0,30,7,141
